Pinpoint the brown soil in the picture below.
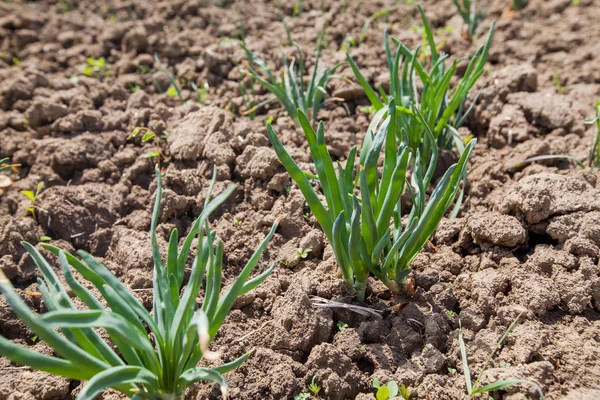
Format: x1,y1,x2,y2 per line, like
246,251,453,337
1,0,600,399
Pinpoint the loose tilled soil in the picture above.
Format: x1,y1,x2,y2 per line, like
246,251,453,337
1,0,600,399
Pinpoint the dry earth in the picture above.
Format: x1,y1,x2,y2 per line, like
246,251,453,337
1,0,600,399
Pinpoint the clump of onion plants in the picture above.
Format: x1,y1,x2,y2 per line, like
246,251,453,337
347,6,494,162
268,99,475,301
0,167,281,399
241,33,344,125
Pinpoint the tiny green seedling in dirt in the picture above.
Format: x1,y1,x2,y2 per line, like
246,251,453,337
453,0,486,40
154,53,184,104
128,127,166,168
21,181,44,222
336,321,348,332
241,31,344,125
586,102,600,169
458,314,545,398
82,57,111,78
373,379,411,400
191,81,210,105
268,99,476,301
0,166,282,399
296,247,311,259
308,376,321,395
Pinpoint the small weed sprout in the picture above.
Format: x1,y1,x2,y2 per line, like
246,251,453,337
336,321,348,332
191,81,210,104
241,32,344,125
552,70,564,94
268,99,475,301
308,376,321,395
21,181,44,222
373,379,400,400
0,167,282,399
294,393,311,400
82,57,111,78
128,127,166,168
296,247,311,259
453,0,486,40
458,314,545,398
154,53,184,104
587,102,600,169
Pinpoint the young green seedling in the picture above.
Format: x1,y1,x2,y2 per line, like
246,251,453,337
268,99,475,301
154,53,184,104
241,31,344,125
587,102,600,169
82,57,111,78
337,321,348,332
21,181,44,222
296,247,311,259
0,167,282,399
373,379,402,400
308,376,321,395
458,315,545,398
128,127,166,168
453,0,486,40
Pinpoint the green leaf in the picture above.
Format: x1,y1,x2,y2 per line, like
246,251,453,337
458,324,472,394
376,385,390,400
387,381,399,398
76,366,158,400
21,190,35,201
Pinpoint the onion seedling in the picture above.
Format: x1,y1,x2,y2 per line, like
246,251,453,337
268,99,475,301
241,32,344,124
154,53,184,104
453,0,486,40
586,102,600,169
458,315,545,398
0,167,281,399
347,6,494,162
21,181,44,222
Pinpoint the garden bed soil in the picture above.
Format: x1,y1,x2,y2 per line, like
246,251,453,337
1,0,600,399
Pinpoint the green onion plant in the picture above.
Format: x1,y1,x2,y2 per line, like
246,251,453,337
347,6,494,163
268,99,475,301
453,0,486,39
586,102,600,169
458,315,545,398
0,167,281,399
241,33,344,124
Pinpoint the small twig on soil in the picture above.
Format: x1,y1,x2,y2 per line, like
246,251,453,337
311,296,383,319
234,320,272,343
